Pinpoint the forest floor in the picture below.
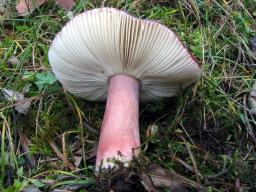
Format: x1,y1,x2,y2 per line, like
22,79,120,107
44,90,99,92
0,0,256,191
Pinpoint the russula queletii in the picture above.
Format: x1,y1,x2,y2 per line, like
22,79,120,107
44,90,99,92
48,8,201,169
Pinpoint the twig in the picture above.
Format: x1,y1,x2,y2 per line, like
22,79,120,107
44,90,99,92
35,96,43,137
62,132,69,169
83,121,99,136
0,95,41,112
48,138,76,171
0,115,7,188
204,157,230,179
171,155,202,177
172,153,230,180
180,135,201,184
243,146,253,160
32,43,36,71
38,158,59,163
178,121,195,145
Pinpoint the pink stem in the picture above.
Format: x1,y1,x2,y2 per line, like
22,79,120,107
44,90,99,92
96,75,140,168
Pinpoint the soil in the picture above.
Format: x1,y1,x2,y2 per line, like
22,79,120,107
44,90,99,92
89,167,147,192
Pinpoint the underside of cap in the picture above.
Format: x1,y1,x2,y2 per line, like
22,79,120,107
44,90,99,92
49,8,201,101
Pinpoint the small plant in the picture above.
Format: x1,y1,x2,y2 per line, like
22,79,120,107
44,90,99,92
35,72,57,91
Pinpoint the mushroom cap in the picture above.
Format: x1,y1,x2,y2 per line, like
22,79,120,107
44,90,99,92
49,8,201,101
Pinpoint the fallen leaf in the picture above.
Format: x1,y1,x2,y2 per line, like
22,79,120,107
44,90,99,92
140,172,157,192
57,0,74,10
144,164,205,191
73,155,82,167
7,56,20,66
16,0,46,16
2,88,31,114
248,82,256,115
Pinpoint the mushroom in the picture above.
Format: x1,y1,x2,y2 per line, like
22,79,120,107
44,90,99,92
48,8,201,169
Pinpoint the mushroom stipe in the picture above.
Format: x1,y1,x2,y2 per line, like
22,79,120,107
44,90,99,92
49,8,201,169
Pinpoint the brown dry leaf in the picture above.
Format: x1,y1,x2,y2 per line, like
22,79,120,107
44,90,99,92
16,0,46,16
57,0,74,10
144,164,206,192
18,130,36,168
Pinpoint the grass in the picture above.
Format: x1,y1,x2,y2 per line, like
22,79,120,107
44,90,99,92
0,0,256,191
